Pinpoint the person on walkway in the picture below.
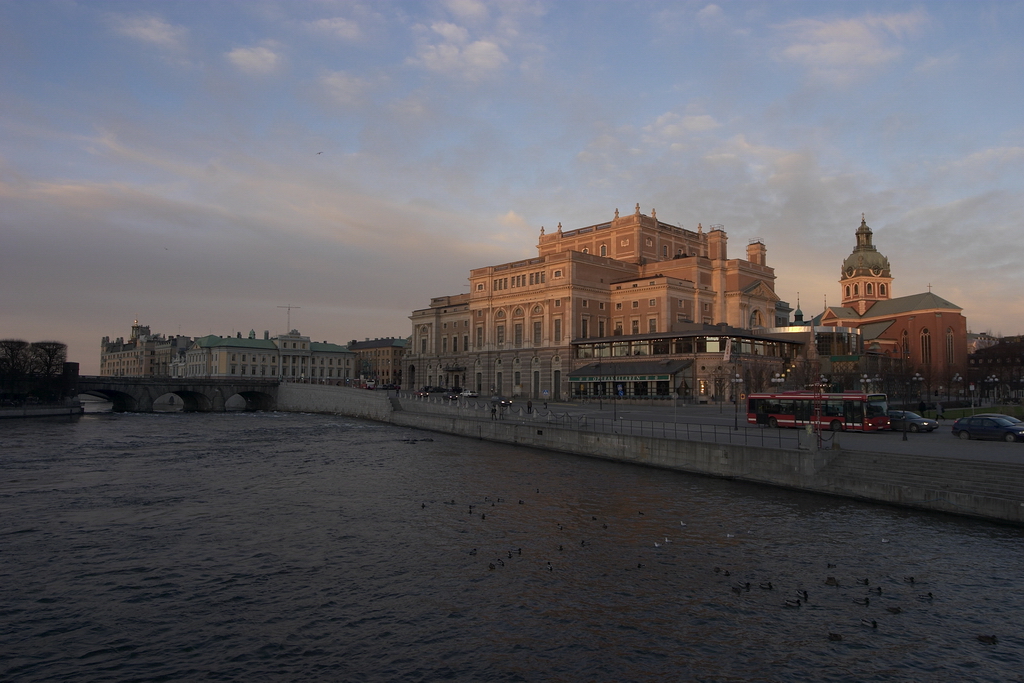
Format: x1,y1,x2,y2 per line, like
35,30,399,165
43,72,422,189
527,400,533,414
936,402,944,421
491,405,497,420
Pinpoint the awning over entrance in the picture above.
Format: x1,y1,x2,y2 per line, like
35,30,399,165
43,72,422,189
567,359,692,383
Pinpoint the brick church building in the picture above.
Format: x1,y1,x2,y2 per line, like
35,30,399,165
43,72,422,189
819,216,968,386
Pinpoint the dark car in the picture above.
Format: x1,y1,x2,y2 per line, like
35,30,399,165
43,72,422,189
972,413,1022,424
951,416,1024,442
887,410,939,433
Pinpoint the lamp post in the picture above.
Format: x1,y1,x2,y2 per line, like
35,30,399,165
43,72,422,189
771,372,785,391
950,372,962,405
985,374,999,408
731,373,743,430
903,372,924,441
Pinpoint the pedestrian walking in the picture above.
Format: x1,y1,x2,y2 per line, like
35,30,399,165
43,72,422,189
491,405,497,420
527,400,533,414
936,402,944,421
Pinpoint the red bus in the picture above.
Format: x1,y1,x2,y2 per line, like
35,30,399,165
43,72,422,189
746,391,889,432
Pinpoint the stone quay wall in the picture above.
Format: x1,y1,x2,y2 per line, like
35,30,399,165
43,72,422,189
277,385,1024,526
277,384,394,422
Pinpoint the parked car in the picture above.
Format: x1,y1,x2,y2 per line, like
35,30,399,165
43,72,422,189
951,416,1024,442
972,413,1022,424
460,389,479,398
887,410,939,433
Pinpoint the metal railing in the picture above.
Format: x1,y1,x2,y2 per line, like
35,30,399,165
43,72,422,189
400,393,801,448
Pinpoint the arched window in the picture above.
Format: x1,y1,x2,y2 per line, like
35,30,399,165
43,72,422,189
866,283,873,295
901,330,909,357
663,245,668,258
946,327,955,366
749,309,764,328
854,284,859,296
880,284,886,296
845,286,851,298
921,328,932,365
600,244,607,257
582,248,589,254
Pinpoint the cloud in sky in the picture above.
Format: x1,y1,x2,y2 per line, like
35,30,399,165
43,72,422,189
2,1,1024,371
108,14,187,50
775,9,928,84
226,44,282,74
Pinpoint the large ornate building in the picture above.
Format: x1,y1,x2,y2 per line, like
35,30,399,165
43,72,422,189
405,204,804,400
819,216,968,388
102,324,354,383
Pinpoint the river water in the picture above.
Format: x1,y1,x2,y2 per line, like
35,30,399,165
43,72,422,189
1,412,1022,682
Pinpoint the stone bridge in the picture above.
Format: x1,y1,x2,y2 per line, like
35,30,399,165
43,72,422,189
76,376,279,412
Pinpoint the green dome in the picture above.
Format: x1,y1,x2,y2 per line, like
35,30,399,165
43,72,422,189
841,217,890,279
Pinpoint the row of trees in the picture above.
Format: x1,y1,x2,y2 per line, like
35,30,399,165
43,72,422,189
0,339,70,402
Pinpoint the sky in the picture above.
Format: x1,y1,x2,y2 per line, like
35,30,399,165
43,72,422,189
3,0,1024,374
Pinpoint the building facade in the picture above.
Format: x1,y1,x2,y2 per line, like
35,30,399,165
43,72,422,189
100,321,191,377
347,337,408,386
819,216,968,392
405,204,799,400
174,329,354,382
103,324,354,383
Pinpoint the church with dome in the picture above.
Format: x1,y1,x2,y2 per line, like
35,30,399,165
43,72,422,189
819,216,967,383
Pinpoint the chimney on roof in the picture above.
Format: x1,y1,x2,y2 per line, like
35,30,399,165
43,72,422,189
264,330,270,340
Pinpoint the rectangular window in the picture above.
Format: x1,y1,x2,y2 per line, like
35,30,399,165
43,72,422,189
514,323,523,347
631,320,640,334
615,302,622,310
476,327,483,348
581,318,589,339
533,321,542,345
553,269,562,278
451,336,457,353
555,299,561,307
649,319,657,333
582,299,589,307
649,299,656,307
497,325,505,344
598,320,606,337
554,319,562,342
599,302,605,310
632,301,639,308
463,335,469,351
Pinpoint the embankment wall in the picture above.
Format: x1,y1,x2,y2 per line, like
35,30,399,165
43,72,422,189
277,385,1024,525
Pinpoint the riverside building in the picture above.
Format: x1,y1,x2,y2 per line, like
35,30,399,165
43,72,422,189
102,324,354,383
818,216,968,390
405,204,807,401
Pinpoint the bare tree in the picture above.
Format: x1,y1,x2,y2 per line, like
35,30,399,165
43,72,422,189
31,341,67,378
0,339,31,394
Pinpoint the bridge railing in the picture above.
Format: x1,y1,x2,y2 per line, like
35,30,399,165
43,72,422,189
400,393,801,448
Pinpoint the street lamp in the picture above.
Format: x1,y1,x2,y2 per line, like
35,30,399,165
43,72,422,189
771,372,785,390
903,372,924,441
860,373,881,394
985,374,999,407
732,373,743,430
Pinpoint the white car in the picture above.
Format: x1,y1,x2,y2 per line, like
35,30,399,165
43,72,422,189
460,390,479,398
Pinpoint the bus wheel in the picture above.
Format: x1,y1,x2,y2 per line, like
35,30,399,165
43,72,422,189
769,417,778,428
830,420,843,432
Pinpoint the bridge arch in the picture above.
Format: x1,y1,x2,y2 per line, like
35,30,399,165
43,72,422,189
227,391,276,411
80,390,137,413
154,391,213,412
